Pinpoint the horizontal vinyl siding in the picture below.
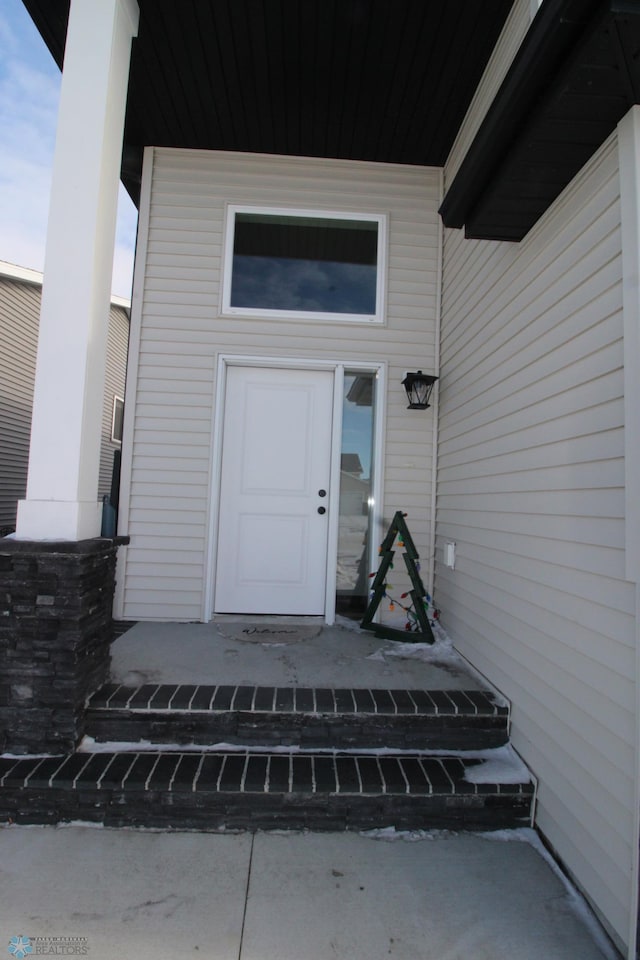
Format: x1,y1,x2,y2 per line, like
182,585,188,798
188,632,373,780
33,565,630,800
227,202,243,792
121,149,441,620
0,278,39,528
0,275,128,528
438,133,635,952
99,304,129,498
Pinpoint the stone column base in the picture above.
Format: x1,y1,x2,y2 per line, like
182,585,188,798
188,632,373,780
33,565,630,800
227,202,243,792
0,537,128,755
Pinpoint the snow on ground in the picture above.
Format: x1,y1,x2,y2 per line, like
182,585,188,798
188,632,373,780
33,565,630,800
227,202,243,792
366,632,460,666
461,744,532,784
367,621,470,666
361,825,455,842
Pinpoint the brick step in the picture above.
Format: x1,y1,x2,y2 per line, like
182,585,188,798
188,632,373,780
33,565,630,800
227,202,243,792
85,683,509,751
0,748,534,832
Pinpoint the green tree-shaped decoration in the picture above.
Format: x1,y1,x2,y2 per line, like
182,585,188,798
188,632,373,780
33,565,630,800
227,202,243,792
361,511,435,644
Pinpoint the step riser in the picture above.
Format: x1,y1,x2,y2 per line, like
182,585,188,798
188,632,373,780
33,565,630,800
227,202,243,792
86,712,509,751
0,748,534,832
0,788,533,832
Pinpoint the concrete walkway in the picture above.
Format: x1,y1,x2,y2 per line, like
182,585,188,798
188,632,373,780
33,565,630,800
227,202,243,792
0,825,617,960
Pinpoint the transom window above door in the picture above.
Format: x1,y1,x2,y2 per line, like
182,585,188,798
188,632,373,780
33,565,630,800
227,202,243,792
222,206,386,323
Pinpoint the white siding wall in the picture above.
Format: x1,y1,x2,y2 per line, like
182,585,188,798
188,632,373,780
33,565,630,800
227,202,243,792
438,133,636,953
118,149,441,621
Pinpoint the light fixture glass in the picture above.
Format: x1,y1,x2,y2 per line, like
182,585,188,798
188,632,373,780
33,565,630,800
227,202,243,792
401,370,438,409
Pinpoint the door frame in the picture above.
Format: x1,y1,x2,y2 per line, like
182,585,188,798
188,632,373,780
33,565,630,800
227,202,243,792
204,354,387,624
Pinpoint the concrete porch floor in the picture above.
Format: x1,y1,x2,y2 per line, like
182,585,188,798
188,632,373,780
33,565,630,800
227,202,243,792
108,617,491,692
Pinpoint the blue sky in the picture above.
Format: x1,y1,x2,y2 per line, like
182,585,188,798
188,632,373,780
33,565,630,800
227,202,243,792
0,0,137,298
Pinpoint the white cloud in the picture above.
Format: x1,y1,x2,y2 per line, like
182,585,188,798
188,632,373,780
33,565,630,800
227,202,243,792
0,0,136,298
0,41,57,273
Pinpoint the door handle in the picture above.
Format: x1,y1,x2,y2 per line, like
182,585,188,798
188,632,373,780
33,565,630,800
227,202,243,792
318,489,327,497
317,506,326,515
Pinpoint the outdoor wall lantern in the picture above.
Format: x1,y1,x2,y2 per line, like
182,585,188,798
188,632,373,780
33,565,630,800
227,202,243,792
402,371,438,409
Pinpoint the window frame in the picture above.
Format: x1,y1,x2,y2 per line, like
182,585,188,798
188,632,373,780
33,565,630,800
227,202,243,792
221,204,387,324
111,395,124,444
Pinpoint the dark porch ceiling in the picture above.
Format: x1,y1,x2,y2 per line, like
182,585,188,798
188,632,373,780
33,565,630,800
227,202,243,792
21,0,640,241
22,0,512,201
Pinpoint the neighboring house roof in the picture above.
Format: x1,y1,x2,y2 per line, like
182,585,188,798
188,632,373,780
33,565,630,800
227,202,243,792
0,260,131,310
341,454,363,477
346,375,374,408
22,0,640,241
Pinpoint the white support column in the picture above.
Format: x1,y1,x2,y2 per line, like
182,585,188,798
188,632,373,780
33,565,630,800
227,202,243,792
16,0,139,541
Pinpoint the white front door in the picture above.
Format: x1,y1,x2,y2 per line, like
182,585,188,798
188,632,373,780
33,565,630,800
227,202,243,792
215,365,334,615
